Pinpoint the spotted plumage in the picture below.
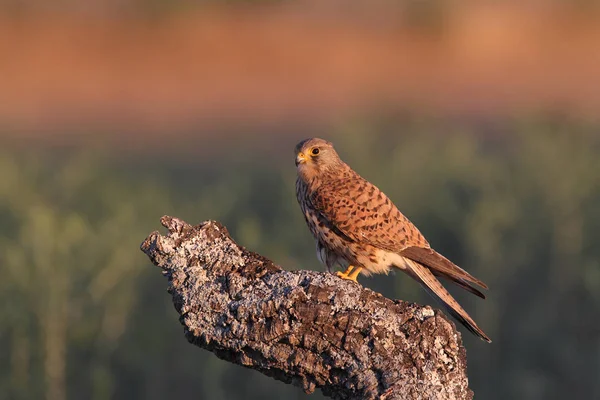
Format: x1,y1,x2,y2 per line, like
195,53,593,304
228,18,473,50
294,137,491,342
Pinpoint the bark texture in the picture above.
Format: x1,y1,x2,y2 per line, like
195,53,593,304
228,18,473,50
140,216,473,400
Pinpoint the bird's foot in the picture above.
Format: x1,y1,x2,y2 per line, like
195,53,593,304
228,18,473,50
336,265,362,283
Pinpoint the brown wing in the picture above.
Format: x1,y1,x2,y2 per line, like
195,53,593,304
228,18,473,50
401,246,488,290
310,176,429,252
312,176,488,294
430,269,486,299
404,258,491,342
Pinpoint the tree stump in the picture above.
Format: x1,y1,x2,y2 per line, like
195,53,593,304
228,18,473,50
140,216,473,400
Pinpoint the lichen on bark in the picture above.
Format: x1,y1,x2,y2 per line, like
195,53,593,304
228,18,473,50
140,216,473,400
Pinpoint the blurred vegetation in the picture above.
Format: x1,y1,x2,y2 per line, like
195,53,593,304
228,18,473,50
0,117,599,400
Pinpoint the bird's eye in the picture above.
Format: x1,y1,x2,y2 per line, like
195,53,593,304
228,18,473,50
311,148,320,155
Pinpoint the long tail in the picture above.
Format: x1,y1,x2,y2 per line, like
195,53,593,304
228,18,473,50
404,258,492,343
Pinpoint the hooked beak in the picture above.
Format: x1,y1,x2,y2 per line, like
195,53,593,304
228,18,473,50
295,152,307,166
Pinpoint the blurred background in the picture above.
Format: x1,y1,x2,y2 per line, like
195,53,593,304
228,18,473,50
1,1,599,399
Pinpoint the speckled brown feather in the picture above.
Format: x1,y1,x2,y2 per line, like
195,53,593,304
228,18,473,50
309,177,429,252
295,138,491,342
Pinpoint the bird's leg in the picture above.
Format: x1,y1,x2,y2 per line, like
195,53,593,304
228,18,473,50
336,265,361,282
347,266,363,281
336,265,354,278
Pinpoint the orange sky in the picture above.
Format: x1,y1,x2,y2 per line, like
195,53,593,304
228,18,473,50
1,3,599,142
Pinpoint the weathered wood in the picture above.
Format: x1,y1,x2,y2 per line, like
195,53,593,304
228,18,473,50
140,216,473,400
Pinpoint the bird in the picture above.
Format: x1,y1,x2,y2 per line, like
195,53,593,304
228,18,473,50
294,137,491,342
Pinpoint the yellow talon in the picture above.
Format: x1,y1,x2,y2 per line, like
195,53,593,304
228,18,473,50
348,266,363,281
336,265,362,282
336,265,354,279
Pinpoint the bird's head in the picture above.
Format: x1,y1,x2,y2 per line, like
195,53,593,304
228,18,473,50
294,138,343,180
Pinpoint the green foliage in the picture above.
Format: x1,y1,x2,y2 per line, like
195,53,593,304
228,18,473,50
0,118,598,399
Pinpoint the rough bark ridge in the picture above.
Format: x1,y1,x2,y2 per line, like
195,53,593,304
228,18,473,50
140,216,473,400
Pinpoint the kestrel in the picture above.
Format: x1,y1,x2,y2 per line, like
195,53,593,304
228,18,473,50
295,138,491,342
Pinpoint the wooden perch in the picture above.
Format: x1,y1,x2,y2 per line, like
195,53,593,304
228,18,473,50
140,216,473,400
